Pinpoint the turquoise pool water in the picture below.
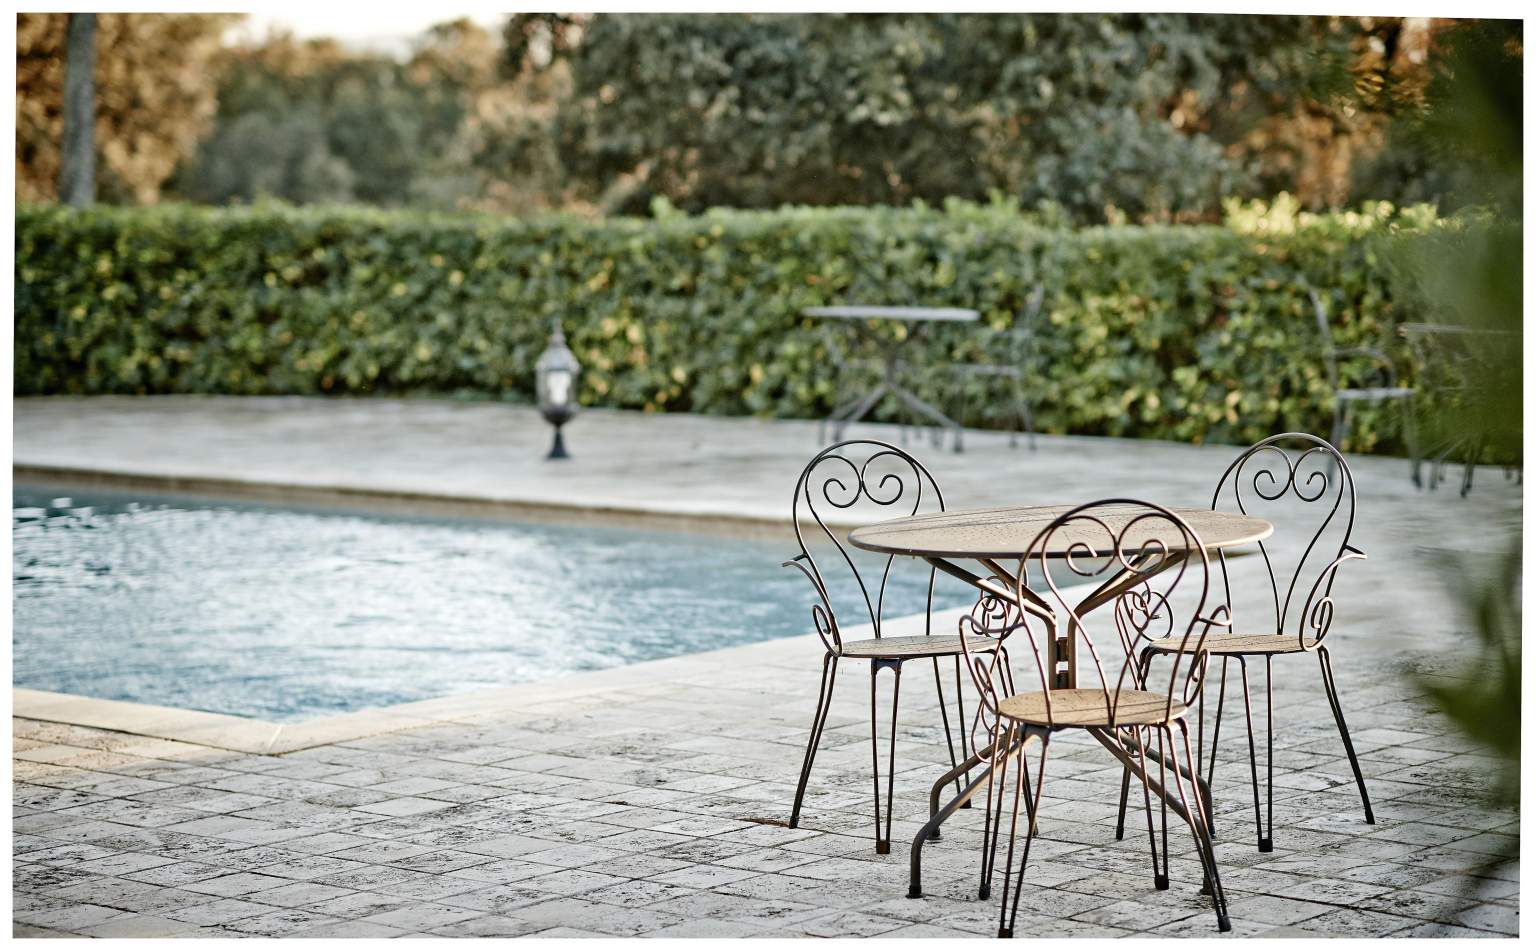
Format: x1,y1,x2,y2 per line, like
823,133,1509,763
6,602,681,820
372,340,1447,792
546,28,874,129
12,486,971,721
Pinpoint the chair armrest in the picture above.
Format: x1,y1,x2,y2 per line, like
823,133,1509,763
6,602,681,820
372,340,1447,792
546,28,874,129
783,555,840,654
1296,545,1365,649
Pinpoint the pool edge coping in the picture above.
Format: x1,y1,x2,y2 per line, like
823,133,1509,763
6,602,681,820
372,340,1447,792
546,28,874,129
14,607,975,758
12,463,814,539
11,642,806,756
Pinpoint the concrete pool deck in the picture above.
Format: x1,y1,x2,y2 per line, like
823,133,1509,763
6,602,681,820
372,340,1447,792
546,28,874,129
11,396,1523,938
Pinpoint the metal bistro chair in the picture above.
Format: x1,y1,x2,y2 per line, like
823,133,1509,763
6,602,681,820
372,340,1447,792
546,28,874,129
958,501,1232,937
1400,321,1522,497
1309,287,1421,485
949,284,1046,450
785,440,999,854
1114,433,1374,855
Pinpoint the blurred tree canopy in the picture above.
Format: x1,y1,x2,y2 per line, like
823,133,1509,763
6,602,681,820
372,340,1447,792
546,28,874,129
550,13,1452,221
14,12,1488,222
16,12,234,204
163,18,575,214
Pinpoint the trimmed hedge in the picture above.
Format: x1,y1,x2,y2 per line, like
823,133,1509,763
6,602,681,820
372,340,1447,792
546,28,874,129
15,200,1441,452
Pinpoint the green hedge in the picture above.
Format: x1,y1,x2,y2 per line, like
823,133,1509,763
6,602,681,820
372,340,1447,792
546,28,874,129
15,199,1443,452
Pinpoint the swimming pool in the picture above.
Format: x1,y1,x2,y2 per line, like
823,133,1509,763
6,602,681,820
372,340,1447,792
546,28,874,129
12,486,972,721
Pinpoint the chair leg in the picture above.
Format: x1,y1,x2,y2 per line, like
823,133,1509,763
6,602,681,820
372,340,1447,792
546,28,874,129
979,723,1014,901
1460,434,1481,497
1237,655,1272,852
953,657,972,800
790,652,839,829
1332,400,1351,452
870,659,903,854
928,656,970,830
1404,396,1423,489
1115,758,1133,841
956,376,976,451
1020,390,1037,452
1318,646,1375,824
1264,657,1275,845
1138,725,1168,889
1115,649,1157,840
1202,656,1229,831
1173,722,1231,933
999,732,1048,939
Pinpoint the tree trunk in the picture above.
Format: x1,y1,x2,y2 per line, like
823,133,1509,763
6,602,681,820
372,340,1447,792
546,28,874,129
59,12,97,207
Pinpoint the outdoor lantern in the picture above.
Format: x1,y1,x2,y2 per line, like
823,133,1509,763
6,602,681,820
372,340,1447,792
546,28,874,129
535,318,581,459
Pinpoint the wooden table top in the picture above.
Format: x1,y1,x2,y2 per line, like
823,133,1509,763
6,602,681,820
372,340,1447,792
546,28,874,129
802,306,980,323
847,503,1273,560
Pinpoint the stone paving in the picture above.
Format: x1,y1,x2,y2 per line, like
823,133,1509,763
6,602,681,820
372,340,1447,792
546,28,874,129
11,397,1523,938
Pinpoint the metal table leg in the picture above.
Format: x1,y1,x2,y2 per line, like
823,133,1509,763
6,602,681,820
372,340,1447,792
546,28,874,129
908,731,1031,899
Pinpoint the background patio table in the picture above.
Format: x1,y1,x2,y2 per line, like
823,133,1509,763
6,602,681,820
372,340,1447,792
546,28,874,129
803,306,980,452
847,502,1273,897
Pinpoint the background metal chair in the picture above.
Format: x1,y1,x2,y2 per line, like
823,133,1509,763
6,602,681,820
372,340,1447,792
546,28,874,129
1309,287,1420,484
957,501,1232,937
1400,321,1523,496
784,439,993,854
1114,433,1374,855
948,284,1046,450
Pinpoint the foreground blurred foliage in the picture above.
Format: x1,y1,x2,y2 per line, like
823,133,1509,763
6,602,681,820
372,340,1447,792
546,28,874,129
1393,19,1520,881
15,197,1460,456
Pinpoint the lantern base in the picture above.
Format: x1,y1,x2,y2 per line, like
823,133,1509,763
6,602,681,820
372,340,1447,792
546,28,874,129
546,425,570,460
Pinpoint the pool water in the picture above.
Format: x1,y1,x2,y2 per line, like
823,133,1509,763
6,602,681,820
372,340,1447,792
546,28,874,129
11,486,972,721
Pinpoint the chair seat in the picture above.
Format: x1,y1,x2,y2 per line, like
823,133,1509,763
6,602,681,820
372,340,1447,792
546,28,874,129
1338,386,1414,400
839,634,999,659
997,688,1185,727
1147,631,1316,655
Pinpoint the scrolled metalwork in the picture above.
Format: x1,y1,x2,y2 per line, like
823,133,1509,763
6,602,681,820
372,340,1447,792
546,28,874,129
1028,503,1214,729
1295,544,1365,647
963,501,1232,936
1210,432,1362,650
952,500,1215,733
788,439,945,652
1113,433,1374,859
956,591,1021,750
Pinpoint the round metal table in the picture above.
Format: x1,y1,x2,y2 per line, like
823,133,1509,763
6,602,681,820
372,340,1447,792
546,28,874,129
846,503,1273,897
803,306,981,451
849,503,1271,560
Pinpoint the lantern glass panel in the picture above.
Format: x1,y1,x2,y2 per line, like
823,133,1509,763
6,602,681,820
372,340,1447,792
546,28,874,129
542,368,572,408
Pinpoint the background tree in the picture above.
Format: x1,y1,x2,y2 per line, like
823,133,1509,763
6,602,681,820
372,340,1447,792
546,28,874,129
547,12,1442,222
16,12,233,204
18,11,1472,219
171,20,546,211
58,13,96,206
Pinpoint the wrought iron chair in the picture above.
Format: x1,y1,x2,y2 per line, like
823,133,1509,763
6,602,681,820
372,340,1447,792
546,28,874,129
1309,287,1421,484
958,501,1232,937
1113,433,1374,855
1400,321,1522,496
785,440,999,855
948,283,1046,450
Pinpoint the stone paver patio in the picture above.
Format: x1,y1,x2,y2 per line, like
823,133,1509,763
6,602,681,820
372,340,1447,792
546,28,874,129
12,397,1522,938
